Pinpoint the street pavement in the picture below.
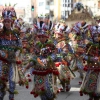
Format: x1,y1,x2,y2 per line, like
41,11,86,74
4,72,89,100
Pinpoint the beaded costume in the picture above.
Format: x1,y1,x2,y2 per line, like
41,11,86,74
0,5,24,100
80,26,100,100
25,21,59,100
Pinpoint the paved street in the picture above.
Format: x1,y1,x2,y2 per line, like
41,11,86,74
4,72,89,100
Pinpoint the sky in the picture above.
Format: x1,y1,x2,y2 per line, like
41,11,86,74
0,0,30,8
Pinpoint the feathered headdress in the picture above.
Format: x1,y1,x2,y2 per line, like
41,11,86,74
44,14,49,19
2,3,17,21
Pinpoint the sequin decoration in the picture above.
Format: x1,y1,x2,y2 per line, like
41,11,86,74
84,71,99,93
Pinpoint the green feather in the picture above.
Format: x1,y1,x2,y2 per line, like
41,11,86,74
9,3,11,6
14,90,19,94
13,3,17,7
5,4,7,7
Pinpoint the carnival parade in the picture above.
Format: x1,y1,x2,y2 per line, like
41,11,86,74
0,0,100,100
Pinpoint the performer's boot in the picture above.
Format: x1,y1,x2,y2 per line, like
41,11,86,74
0,91,6,100
0,97,3,100
9,94,14,100
60,82,66,92
66,84,71,92
8,66,16,100
0,85,6,100
9,81,15,100
93,96,99,100
65,81,71,92
88,95,93,100
88,98,93,100
9,98,14,100
0,97,5,100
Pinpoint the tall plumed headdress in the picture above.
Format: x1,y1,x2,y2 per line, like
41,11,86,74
2,3,17,21
38,14,43,19
44,14,49,19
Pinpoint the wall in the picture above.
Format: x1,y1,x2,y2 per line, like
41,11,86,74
37,0,48,16
61,0,73,19
54,0,61,20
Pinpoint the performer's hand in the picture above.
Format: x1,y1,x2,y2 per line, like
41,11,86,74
22,68,26,74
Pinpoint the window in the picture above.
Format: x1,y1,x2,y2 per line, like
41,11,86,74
65,11,70,16
39,2,44,6
47,1,50,5
68,11,70,16
65,11,67,16
63,4,65,7
65,4,67,7
71,3,73,7
65,0,67,3
68,4,70,7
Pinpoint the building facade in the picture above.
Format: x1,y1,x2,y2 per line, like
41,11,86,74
37,0,48,16
61,0,73,19
34,0,75,20
53,0,61,20
75,0,100,17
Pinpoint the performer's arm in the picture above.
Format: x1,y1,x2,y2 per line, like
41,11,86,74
23,62,34,73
